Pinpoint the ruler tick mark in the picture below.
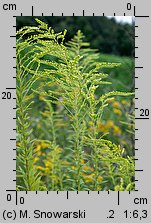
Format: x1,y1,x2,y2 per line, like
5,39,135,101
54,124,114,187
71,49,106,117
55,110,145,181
135,117,149,120
32,6,34,16
134,6,136,16
135,66,143,69
135,16,149,18
15,191,18,205
118,191,120,205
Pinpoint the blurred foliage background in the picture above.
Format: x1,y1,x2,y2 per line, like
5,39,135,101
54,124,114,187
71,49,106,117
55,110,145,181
17,16,134,57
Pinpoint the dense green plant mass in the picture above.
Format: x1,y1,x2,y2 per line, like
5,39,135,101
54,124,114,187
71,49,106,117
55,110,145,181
16,19,135,191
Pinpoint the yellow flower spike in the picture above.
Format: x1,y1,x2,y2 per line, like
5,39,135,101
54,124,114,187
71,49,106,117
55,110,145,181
113,126,121,135
106,120,114,128
42,111,51,117
16,142,21,147
89,121,93,126
107,97,115,103
97,186,102,191
121,99,128,105
61,161,70,165
45,167,50,172
41,142,50,149
43,160,53,168
83,173,95,183
71,166,76,170
39,95,44,101
24,94,34,102
35,166,45,171
83,165,94,172
56,147,63,154
112,101,121,109
97,176,103,183
113,108,122,116
37,151,42,156
97,122,108,132
80,159,85,164
34,144,41,153
33,157,39,163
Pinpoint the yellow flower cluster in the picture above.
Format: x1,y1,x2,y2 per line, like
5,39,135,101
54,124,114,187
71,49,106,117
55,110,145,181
113,108,122,116
33,142,64,182
83,174,103,183
83,173,95,183
97,120,121,136
121,99,129,105
111,101,122,116
83,165,94,172
112,101,121,109
42,111,51,117
24,94,34,102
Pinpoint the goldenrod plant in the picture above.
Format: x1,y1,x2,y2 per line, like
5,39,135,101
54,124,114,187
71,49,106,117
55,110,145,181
16,19,135,191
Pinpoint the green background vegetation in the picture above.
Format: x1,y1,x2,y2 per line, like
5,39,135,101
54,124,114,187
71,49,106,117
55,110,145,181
17,16,134,57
